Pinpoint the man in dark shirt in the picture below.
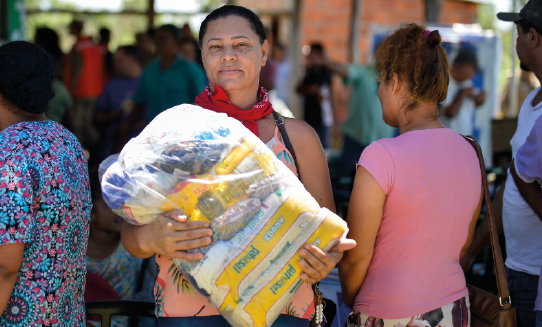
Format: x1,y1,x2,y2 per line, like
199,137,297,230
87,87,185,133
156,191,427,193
296,43,333,148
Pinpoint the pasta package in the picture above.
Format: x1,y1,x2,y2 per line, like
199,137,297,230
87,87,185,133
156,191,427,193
100,104,348,327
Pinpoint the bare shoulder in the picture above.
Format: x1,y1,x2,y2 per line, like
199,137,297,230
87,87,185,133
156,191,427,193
282,117,320,145
282,117,325,162
282,118,333,210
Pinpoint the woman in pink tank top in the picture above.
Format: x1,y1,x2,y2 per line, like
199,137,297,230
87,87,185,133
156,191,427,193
339,24,482,327
121,5,355,327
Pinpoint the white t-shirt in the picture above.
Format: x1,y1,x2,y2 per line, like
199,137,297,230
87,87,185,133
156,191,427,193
319,85,333,127
275,60,290,106
442,78,477,135
503,87,542,276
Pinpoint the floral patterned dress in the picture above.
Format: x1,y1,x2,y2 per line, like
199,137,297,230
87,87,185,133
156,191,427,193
0,121,91,327
347,297,470,327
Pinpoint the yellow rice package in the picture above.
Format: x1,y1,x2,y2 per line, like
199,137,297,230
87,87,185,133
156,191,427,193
100,105,348,327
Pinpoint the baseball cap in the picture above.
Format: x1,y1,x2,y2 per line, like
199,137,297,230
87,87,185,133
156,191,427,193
497,0,542,33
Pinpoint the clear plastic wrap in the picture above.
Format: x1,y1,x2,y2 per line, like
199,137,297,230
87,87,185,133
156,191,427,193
100,105,348,327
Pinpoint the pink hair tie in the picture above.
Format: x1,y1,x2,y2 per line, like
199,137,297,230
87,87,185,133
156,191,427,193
425,30,431,38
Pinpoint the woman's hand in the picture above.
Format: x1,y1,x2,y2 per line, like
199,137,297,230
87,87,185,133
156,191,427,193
148,210,214,260
298,239,356,284
122,210,213,260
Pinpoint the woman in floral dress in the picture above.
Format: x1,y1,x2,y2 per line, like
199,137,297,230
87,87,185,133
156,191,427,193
0,41,91,327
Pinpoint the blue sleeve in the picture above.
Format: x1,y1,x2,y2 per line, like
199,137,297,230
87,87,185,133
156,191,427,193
96,82,110,111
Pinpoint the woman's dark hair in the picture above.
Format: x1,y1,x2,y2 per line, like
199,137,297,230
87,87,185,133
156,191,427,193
118,45,140,62
0,41,55,114
453,48,479,71
180,37,204,68
34,27,64,80
374,23,449,112
100,27,111,43
157,24,180,42
34,27,63,64
199,5,266,48
310,43,324,54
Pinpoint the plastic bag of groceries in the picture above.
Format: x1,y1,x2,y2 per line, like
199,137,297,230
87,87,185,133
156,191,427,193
100,104,348,327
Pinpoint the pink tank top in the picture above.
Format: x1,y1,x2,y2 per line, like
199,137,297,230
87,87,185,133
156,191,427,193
154,125,312,319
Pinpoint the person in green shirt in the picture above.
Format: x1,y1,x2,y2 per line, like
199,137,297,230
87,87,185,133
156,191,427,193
323,59,395,179
130,24,207,125
48,79,73,124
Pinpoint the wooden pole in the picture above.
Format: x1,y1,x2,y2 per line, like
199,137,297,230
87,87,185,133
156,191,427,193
288,0,302,119
348,0,361,63
1,0,8,41
508,0,519,117
424,0,442,23
148,0,155,29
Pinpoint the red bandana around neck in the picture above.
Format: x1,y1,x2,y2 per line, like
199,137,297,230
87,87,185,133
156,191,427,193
194,84,275,137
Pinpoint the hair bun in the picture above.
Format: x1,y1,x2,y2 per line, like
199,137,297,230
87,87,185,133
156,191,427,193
427,30,441,47
5,78,55,114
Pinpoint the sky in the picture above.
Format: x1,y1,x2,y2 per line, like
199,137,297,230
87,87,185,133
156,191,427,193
493,0,515,30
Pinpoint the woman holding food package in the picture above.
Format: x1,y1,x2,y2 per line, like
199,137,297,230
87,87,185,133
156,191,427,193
121,5,356,327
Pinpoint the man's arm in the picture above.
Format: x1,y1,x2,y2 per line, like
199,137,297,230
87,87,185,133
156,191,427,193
296,82,320,96
512,114,542,219
96,109,122,124
460,182,505,272
444,88,472,119
511,159,542,219
474,90,487,107
324,60,349,79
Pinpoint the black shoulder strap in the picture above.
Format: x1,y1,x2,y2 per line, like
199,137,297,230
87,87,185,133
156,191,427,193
135,258,150,294
272,111,301,180
272,112,325,322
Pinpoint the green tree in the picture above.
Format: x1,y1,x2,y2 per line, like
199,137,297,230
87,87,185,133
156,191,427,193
476,1,525,105
477,4,496,31
122,0,147,11
25,0,151,51
24,0,227,52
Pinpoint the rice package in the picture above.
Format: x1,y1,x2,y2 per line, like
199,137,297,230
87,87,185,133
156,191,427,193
100,104,348,327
